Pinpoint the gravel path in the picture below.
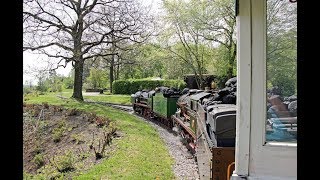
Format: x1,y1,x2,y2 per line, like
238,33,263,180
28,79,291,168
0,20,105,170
131,112,200,180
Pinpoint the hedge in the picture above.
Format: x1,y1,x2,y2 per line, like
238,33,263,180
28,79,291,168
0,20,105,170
112,79,186,94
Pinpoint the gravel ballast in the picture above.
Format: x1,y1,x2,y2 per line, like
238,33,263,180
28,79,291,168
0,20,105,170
132,113,200,180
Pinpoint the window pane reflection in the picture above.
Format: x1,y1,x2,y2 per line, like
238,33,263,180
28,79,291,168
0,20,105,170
266,0,297,143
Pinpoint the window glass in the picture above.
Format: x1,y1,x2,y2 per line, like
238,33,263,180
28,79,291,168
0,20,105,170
266,0,297,143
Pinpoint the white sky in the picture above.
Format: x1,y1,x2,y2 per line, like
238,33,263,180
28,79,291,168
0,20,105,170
23,51,73,85
23,0,163,86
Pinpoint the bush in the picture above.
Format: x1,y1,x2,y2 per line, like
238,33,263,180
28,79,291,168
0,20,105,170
63,77,74,89
23,86,33,94
112,79,186,94
52,119,66,142
50,151,75,173
71,133,85,144
32,153,45,168
36,165,64,179
36,85,48,92
23,171,34,179
32,143,44,156
52,128,64,143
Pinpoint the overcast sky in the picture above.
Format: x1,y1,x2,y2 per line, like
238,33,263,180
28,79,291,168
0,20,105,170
23,51,73,85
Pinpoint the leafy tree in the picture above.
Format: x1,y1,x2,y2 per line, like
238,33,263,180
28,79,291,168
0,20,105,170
162,53,189,80
23,80,35,94
114,43,168,80
24,63,51,92
46,70,64,92
116,46,141,79
208,45,236,77
161,0,213,89
134,44,166,78
194,0,237,79
86,68,108,89
266,0,297,96
63,75,74,89
159,0,236,88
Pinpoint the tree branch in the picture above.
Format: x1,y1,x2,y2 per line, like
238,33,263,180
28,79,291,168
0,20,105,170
23,42,73,52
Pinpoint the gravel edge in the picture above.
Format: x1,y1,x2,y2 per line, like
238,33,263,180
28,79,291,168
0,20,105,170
131,112,200,180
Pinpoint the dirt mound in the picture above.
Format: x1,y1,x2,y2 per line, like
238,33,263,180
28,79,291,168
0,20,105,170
23,103,121,178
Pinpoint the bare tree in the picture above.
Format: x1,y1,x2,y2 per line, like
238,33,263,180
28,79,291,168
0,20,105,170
23,0,152,100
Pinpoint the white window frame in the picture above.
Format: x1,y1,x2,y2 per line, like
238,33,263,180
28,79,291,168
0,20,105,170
233,0,297,179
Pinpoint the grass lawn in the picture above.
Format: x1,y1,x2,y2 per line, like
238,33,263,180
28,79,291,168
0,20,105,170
23,93,175,179
84,94,131,105
55,89,131,105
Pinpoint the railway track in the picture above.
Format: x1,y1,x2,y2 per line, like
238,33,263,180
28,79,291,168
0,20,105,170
84,99,133,112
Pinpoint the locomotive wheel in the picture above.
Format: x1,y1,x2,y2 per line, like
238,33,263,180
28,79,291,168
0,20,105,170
168,120,173,128
143,109,148,118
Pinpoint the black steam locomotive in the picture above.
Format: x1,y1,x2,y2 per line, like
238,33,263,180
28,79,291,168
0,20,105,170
131,77,238,180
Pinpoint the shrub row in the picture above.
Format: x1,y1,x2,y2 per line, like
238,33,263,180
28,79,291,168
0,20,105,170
112,79,186,94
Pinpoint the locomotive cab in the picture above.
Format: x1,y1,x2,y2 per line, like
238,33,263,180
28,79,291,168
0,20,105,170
206,104,236,147
190,92,211,111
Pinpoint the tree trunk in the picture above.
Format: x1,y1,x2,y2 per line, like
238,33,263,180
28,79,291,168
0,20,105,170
226,45,236,79
116,62,120,80
72,60,84,101
198,66,204,89
226,62,233,79
109,34,116,93
109,57,114,93
200,77,204,89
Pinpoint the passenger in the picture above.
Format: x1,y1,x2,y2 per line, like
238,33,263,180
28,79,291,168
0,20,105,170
266,95,296,142
267,95,290,118
211,81,216,90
